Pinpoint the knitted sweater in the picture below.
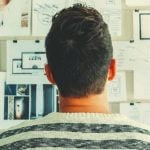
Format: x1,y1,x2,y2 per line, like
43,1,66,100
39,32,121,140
0,113,150,149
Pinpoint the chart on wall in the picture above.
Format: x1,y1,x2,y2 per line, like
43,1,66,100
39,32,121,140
6,40,49,84
32,0,66,36
0,0,31,36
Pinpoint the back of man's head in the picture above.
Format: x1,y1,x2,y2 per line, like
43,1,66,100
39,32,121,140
45,4,113,98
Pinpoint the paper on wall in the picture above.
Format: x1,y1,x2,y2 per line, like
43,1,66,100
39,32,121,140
108,72,127,102
0,72,6,120
66,0,121,9
100,9,122,37
32,0,65,36
113,41,136,70
0,0,31,36
120,103,150,125
134,71,150,99
36,85,44,117
6,40,49,84
126,0,150,6
66,0,122,36
32,0,122,36
133,10,150,40
113,41,150,71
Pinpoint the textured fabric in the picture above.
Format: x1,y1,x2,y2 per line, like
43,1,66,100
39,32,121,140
0,113,150,149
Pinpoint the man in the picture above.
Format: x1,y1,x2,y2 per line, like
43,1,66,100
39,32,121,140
0,4,150,149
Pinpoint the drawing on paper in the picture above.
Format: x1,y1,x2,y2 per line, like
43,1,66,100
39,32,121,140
33,2,59,25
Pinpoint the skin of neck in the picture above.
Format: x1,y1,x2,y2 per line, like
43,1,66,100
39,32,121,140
59,86,110,113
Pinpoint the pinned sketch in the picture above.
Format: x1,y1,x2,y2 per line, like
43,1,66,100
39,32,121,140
32,0,65,36
94,0,122,37
7,40,49,84
126,0,150,6
0,0,31,36
134,71,150,99
120,103,150,125
133,10,150,40
113,41,136,70
113,41,150,71
100,9,122,36
108,72,127,102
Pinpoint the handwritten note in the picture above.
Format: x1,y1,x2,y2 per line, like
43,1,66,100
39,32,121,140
113,41,150,71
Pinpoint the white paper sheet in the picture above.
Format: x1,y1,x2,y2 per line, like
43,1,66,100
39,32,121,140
100,9,122,36
66,0,122,9
108,72,127,102
32,0,122,36
94,0,122,36
113,41,136,70
0,72,6,120
126,0,150,6
133,10,150,40
0,0,31,36
32,0,65,36
120,103,150,125
6,40,49,84
36,85,44,117
113,41,150,71
66,0,122,36
140,14,150,39
94,0,122,9
134,71,150,99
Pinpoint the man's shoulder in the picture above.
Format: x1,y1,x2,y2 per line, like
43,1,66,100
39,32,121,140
0,113,150,149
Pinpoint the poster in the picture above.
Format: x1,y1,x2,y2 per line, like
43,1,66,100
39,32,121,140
0,0,31,36
6,40,49,84
32,0,65,36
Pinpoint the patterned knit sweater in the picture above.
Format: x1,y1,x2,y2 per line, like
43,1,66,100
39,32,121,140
0,113,150,149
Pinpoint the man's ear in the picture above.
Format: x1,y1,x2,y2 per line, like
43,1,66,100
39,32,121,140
108,59,116,81
45,64,56,84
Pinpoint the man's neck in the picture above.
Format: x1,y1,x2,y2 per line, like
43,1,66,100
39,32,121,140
59,91,110,113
